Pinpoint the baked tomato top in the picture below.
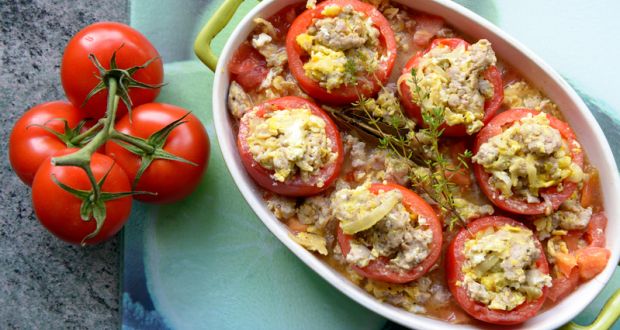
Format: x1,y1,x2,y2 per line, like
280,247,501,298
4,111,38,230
286,0,397,104
446,216,550,325
472,108,584,215
398,38,503,137
336,183,442,284
237,96,343,197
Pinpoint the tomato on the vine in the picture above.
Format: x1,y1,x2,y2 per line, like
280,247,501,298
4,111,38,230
9,101,83,186
32,150,132,245
61,22,164,119
105,103,210,203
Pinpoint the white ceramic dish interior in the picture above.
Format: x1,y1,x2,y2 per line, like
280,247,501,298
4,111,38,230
210,0,620,328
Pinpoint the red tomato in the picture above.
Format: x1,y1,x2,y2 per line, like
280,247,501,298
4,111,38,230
337,183,443,284
229,41,269,90
31,149,132,245
473,108,583,215
237,96,343,197
563,231,582,252
412,14,444,47
575,247,610,280
61,22,163,120
9,101,83,185
398,38,503,137
554,252,577,277
105,103,210,204
286,0,397,104
267,5,300,42
547,268,579,303
446,216,550,325
580,170,600,208
584,212,607,248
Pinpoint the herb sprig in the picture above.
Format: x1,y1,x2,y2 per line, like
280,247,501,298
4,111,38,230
327,69,472,229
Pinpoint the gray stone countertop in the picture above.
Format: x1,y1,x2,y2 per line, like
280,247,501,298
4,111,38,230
1,1,127,328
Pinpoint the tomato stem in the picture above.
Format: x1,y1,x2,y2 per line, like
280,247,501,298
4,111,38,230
110,131,156,154
70,120,104,146
52,78,120,167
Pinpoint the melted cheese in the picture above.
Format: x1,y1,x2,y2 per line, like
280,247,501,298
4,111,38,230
460,225,551,311
472,113,583,200
332,184,433,271
291,232,328,255
297,5,380,91
245,107,335,184
401,39,496,134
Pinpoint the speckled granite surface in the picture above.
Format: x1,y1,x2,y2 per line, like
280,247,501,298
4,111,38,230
0,1,127,328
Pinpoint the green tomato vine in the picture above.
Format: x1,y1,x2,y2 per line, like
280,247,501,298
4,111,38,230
50,49,194,245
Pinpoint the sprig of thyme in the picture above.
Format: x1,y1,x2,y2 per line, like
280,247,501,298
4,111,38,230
412,105,471,229
408,68,473,229
327,70,472,229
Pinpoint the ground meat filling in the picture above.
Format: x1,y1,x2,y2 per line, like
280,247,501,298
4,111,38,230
244,107,336,185
472,113,584,202
401,39,496,134
533,197,593,240
296,4,381,91
333,184,433,271
503,81,559,115
460,225,552,311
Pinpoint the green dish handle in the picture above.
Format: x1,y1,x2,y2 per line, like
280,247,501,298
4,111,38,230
561,289,620,330
194,0,247,71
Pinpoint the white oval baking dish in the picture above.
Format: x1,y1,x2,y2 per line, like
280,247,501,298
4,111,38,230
194,0,620,328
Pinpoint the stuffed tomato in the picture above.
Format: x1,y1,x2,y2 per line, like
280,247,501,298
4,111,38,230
472,108,584,215
237,96,343,197
335,183,442,284
447,216,551,325
398,38,503,136
286,0,397,104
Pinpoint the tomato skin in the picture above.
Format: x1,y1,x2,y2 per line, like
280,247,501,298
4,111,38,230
237,96,343,197
61,22,163,120
555,252,577,277
547,268,579,303
286,0,397,104
229,42,269,90
105,103,210,204
268,5,299,40
575,247,610,280
337,183,443,284
32,150,132,245
446,216,549,325
412,14,445,47
473,108,583,215
585,212,607,248
9,101,83,186
398,38,503,137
